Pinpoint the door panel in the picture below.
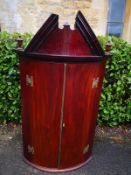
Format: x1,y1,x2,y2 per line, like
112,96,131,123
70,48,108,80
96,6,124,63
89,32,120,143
20,58,64,168
60,61,106,168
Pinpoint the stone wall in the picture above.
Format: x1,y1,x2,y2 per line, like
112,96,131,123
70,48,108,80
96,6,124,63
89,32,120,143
0,0,108,36
122,0,131,43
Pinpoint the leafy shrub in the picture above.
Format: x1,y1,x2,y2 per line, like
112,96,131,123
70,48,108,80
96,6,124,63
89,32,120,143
98,36,131,127
0,32,32,123
0,32,130,126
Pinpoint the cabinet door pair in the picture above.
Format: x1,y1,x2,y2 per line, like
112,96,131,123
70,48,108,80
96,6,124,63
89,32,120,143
20,58,105,169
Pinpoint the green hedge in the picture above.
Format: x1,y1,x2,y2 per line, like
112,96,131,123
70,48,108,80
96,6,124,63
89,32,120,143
0,32,32,123
98,36,131,126
0,32,131,126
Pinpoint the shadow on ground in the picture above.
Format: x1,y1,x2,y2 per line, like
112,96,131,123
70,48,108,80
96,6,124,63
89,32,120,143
0,125,131,175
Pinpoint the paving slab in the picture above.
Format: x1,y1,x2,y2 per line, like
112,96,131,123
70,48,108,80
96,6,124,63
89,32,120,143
0,125,131,175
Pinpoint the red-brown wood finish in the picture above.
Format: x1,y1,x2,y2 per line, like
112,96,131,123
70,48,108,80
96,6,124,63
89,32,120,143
20,59,106,170
20,59,64,168
39,26,92,56
60,61,106,168
16,11,109,172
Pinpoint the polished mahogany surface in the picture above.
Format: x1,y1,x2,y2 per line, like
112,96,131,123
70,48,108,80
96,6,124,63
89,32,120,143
20,59,64,168
38,26,92,56
60,61,106,168
17,11,108,172
20,59,106,170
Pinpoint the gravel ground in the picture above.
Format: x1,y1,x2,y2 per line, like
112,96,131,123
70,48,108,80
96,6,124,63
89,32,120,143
0,125,131,175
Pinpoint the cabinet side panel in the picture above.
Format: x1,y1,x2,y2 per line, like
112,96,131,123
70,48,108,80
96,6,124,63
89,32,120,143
20,58,64,168
60,61,106,168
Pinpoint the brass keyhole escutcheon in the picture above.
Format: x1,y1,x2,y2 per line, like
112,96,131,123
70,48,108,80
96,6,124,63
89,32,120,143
63,123,65,127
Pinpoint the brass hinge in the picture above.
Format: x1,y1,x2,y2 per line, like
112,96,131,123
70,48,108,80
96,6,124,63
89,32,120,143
26,75,33,87
83,144,89,154
92,77,99,88
27,145,34,155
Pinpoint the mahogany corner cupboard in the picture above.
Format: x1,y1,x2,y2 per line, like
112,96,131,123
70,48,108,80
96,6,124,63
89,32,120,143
16,11,110,172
